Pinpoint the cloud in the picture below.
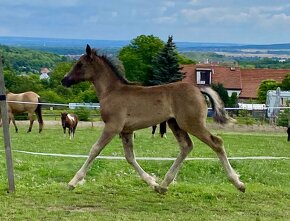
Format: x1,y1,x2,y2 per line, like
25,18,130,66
180,7,229,24
180,4,290,27
84,15,99,24
111,11,118,17
163,1,175,8
189,0,200,5
0,0,290,43
1,0,81,7
153,16,177,24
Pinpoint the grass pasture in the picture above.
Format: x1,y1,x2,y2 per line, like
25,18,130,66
0,122,290,220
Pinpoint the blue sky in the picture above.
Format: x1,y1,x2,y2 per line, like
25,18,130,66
1,0,290,44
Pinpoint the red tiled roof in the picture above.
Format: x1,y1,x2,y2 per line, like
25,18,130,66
239,69,290,99
181,64,290,99
182,64,242,89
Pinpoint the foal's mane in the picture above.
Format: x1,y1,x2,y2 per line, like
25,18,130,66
93,49,137,85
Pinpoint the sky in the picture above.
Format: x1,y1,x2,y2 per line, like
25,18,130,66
1,0,290,44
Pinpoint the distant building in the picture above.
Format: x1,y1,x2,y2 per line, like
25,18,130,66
40,67,50,80
182,64,290,100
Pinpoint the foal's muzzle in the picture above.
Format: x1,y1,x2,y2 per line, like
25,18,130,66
61,77,74,87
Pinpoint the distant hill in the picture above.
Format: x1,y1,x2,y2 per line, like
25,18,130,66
1,36,290,68
0,36,129,55
0,44,67,73
238,43,290,50
2,36,290,56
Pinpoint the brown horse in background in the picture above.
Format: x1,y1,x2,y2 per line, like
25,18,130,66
61,112,78,139
0,91,43,133
61,45,245,194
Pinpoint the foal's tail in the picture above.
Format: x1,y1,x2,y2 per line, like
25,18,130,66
200,86,234,125
35,97,44,133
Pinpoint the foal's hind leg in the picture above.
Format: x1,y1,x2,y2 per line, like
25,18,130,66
188,124,245,192
72,125,77,138
68,126,118,190
27,112,34,133
156,119,193,194
121,132,159,189
8,112,18,133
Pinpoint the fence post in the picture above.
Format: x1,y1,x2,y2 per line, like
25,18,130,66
0,55,15,192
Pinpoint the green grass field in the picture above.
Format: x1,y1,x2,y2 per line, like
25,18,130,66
0,123,290,220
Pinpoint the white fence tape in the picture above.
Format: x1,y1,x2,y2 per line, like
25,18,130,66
7,100,100,108
2,100,290,161
1,149,289,161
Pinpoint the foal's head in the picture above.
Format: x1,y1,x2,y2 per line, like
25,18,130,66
61,112,68,127
62,44,131,88
62,44,97,87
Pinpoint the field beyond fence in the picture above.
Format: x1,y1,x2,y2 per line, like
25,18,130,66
0,121,290,220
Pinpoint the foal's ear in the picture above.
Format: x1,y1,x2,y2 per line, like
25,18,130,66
86,44,92,56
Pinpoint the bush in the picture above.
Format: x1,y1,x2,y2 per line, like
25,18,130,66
236,117,256,125
238,109,250,117
277,109,290,127
74,108,91,121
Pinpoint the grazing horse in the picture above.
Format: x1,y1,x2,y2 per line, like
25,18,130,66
61,45,245,193
61,112,78,139
0,91,43,133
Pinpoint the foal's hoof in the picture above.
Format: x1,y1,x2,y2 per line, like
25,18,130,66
67,184,76,191
238,184,246,193
154,185,168,194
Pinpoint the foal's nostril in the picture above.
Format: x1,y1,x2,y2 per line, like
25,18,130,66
61,77,70,87
61,78,66,85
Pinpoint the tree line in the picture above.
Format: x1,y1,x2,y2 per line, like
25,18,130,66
2,35,194,105
3,34,290,108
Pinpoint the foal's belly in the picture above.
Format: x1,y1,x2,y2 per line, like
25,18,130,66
122,110,173,132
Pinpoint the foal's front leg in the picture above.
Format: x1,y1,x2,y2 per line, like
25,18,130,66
68,127,117,189
121,132,160,190
69,128,72,140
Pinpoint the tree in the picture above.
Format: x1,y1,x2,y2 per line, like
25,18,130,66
118,35,164,84
39,90,64,103
148,36,183,85
257,79,279,103
281,73,290,90
4,70,44,93
211,83,229,107
49,62,73,88
177,53,196,65
228,92,238,108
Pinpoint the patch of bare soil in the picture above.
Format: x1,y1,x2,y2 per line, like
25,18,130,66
16,120,104,128
208,122,286,133
15,120,286,133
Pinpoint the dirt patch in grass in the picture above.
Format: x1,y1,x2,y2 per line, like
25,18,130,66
16,120,286,133
208,122,286,133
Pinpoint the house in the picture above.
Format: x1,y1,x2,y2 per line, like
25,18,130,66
181,64,290,100
40,67,50,80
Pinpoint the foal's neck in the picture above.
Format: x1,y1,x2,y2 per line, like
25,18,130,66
92,66,124,100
